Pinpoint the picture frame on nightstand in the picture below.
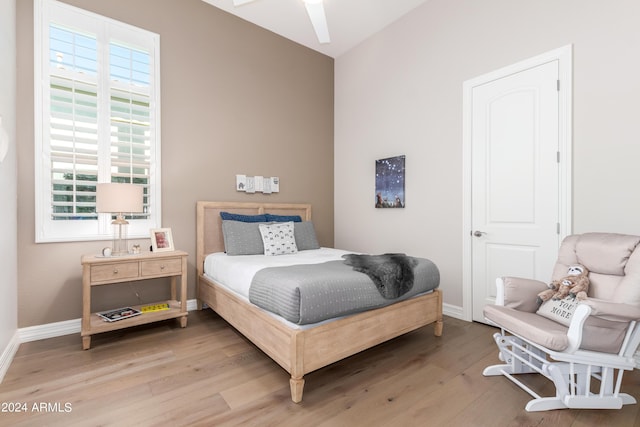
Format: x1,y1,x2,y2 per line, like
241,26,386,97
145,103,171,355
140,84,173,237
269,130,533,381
150,228,174,252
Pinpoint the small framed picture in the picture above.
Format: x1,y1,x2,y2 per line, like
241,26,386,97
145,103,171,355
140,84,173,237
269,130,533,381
150,228,174,252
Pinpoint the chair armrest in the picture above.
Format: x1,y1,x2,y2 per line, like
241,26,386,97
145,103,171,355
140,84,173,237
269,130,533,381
497,276,548,312
581,299,640,322
566,303,592,353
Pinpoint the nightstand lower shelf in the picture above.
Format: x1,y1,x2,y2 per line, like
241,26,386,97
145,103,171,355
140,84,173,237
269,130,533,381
84,300,187,336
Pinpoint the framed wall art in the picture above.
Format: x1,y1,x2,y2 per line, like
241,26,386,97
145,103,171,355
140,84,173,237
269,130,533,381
375,155,405,208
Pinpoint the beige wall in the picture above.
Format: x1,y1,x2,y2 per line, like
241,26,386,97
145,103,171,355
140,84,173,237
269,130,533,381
17,0,334,327
335,0,640,309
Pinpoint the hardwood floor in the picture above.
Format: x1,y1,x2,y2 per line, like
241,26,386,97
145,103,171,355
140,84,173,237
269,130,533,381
1,309,639,426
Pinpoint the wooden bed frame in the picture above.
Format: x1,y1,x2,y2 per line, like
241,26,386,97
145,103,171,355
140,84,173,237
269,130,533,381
196,201,443,402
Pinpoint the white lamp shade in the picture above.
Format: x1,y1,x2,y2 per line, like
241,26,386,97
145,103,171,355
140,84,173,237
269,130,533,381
96,183,144,214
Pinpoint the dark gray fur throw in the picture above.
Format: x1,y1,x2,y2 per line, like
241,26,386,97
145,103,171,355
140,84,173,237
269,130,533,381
342,253,418,299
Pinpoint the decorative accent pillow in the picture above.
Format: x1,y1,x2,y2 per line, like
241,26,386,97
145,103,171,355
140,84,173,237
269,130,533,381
221,220,264,255
536,296,579,327
265,213,302,223
294,221,320,250
259,222,298,256
220,212,268,222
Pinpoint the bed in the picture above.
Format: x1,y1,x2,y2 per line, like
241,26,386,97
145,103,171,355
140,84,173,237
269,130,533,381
196,201,443,402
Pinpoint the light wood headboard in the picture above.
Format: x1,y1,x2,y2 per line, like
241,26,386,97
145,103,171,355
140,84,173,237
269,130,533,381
195,201,312,277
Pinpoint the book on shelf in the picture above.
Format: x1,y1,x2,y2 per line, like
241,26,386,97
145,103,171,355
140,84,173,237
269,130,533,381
97,307,141,322
141,303,170,313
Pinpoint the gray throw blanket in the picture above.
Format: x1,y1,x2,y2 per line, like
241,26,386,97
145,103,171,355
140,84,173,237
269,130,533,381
342,253,418,299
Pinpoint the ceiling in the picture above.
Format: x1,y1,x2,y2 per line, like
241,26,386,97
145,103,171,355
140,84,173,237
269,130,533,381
202,0,430,58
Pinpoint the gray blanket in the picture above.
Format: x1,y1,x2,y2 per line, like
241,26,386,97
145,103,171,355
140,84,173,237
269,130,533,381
248,257,439,324
342,253,417,299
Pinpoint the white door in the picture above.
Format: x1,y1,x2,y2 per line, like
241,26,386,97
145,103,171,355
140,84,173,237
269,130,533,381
470,60,562,323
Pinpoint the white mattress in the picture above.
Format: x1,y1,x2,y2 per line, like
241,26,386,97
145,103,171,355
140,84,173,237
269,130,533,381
203,247,353,330
204,247,352,298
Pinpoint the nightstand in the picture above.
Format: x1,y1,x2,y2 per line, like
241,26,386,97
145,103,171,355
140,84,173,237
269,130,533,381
81,250,188,349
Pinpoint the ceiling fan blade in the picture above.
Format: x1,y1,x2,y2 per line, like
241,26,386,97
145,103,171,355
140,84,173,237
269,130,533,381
304,0,330,44
233,0,256,6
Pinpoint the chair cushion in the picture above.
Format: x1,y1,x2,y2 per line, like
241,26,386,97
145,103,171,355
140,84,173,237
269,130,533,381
614,247,640,305
575,233,640,276
484,305,570,351
502,277,548,312
552,233,640,303
580,316,628,353
485,304,628,353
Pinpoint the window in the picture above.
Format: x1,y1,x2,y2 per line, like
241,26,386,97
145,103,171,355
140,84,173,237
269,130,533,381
34,0,161,242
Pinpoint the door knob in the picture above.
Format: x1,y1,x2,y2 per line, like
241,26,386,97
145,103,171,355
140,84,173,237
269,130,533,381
473,230,486,237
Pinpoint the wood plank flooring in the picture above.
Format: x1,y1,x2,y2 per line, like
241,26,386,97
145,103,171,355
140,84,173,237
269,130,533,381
1,309,640,426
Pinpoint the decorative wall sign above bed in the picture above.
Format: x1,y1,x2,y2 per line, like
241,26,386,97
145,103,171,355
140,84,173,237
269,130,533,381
236,175,280,194
375,155,405,208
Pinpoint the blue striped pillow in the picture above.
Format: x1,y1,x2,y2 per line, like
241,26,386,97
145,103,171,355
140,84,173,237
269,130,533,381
265,214,302,223
220,212,268,222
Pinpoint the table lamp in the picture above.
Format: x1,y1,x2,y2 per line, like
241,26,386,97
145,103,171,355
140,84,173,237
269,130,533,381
96,183,144,256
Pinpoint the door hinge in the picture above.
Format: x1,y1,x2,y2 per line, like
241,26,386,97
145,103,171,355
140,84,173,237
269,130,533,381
557,151,560,163
557,223,560,234
557,79,560,91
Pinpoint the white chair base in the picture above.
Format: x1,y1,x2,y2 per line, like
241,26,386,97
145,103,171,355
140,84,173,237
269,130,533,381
483,331,637,412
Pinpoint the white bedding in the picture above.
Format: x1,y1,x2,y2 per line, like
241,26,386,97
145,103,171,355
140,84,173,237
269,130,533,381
204,247,352,299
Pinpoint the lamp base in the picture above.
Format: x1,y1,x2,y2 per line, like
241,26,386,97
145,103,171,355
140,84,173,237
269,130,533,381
112,215,129,256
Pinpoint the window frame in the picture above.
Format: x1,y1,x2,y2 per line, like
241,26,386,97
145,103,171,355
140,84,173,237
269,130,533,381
34,0,161,243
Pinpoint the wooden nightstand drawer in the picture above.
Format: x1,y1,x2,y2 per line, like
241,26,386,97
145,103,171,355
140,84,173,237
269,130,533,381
141,258,182,277
90,262,139,283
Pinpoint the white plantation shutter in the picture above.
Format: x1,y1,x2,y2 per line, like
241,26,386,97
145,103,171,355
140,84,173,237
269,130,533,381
35,0,160,242
49,25,99,221
109,42,153,219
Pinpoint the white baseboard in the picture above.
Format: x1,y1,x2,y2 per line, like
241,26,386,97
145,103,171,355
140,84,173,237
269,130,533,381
18,299,200,343
443,303,465,320
0,331,20,383
19,318,81,343
185,299,199,312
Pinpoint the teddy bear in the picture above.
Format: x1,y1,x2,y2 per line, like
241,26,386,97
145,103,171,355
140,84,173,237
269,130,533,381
536,264,590,306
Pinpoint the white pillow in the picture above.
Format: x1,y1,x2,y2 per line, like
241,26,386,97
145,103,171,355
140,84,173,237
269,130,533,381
258,222,298,256
536,296,578,326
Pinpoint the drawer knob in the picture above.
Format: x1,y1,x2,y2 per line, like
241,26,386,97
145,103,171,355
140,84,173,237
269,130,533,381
160,265,165,270
113,269,118,274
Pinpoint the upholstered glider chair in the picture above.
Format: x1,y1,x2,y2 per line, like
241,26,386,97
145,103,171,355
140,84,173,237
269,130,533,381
483,232,640,411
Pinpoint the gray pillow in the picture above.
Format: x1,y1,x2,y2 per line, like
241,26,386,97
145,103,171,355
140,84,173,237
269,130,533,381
294,221,320,250
221,220,321,255
221,220,264,255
